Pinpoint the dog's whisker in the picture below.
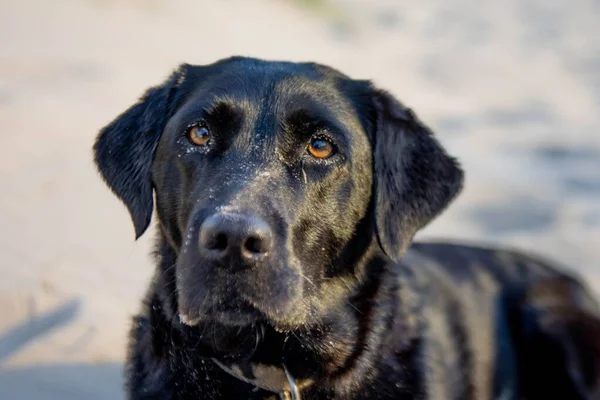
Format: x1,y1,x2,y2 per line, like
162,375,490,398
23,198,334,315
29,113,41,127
345,300,362,315
298,272,317,289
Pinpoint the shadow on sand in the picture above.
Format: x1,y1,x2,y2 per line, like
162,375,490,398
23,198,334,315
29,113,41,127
0,362,124,400
0,298,124,399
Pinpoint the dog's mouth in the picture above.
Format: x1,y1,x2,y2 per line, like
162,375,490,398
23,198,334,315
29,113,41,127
176,247,307,329
179,296,264,328
177,273,307,333
179,303,305,333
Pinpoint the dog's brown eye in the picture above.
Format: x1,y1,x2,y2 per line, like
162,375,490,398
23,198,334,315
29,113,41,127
187,124,211,146
308,138,334,159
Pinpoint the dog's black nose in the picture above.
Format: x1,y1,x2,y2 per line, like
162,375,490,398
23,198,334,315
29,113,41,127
199,213,273,265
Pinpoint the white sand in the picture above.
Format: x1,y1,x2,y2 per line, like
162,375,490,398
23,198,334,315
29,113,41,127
0,0,598,398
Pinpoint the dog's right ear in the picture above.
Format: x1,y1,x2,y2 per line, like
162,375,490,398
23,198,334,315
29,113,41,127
93,65,188,239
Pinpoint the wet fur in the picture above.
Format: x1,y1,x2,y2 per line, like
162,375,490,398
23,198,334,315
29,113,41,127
94,57,600,399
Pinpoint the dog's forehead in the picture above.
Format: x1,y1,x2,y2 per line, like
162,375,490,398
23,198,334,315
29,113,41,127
181,59,364,135
202,57,346,84
190,59,335,95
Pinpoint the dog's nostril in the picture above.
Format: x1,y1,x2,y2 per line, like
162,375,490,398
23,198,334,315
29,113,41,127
211,233,228,251
244,236,265,254
199,216,230,253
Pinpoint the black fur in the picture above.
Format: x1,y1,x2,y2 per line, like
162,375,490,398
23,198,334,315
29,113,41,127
94,57,600,399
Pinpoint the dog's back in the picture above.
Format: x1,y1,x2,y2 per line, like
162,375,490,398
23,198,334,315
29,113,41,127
405,242,600,399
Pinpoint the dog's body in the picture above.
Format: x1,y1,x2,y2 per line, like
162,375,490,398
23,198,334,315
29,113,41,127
127,241,599,399
94,57,600,399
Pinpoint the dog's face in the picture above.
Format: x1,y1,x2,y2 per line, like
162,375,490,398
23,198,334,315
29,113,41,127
153,61,375,329
94,57,463,332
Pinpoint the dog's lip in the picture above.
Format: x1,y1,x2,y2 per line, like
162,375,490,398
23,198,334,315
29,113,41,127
179,309,294,335
179,313,202,326
178,299,264,327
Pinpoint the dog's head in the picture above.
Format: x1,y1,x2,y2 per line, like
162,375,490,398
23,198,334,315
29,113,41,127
94,57,463,331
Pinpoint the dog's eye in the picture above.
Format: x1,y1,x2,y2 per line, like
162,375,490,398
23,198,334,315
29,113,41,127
308,138,335,159
187,124,211,146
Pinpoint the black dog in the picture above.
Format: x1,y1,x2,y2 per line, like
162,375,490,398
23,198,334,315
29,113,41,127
94,57,600,399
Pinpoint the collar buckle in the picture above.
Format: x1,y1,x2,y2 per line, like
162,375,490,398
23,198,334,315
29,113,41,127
212,358,309,399
279,364,301,400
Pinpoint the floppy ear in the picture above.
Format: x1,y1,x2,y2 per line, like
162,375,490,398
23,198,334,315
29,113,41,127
515,276,600,399
369,88,464,261
93,65,188,238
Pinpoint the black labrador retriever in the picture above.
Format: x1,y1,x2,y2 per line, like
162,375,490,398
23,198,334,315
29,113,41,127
94,57,600,399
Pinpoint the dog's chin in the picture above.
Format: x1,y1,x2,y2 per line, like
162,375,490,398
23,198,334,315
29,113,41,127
179,309,259,327
179,297,307,333
178,296,262,328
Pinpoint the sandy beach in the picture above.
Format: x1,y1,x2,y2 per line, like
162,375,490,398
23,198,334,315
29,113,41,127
0,0,599,398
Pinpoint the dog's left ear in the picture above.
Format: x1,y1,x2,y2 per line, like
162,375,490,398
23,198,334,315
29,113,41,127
367,88,464,261
93,65,188,239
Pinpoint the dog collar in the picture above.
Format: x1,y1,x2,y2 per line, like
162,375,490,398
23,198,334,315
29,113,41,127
212,358,313,400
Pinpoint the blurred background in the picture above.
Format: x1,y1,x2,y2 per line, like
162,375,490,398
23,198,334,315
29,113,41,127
0,0,599,398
